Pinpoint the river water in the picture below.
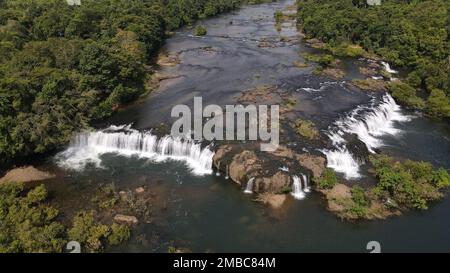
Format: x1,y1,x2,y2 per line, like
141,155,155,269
48,0,449,252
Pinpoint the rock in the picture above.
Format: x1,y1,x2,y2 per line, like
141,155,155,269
325,184,352,214
135,187,145,194
305,38,326,49
228,150,262,186
0,166,55,184
345,134,370,163
296,154,326,178
321,68,345,79
114,214,139,225
327,184,352,200
213,144,326,194
349,78,387,92
254,171,292,193
255,193,287,209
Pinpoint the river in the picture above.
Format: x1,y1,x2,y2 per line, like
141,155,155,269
46,0,449,252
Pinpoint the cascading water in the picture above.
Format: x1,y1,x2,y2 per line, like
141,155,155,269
244,178,255,194
382,61,398,74
291,175,306,200
302,174,311,193
56,125,215,176
322,94,410,179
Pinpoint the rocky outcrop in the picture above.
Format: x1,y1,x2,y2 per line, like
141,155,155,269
213,144,326,194
0,166,55,184
228,150,262,186
255,193,287,209
114,214,139,225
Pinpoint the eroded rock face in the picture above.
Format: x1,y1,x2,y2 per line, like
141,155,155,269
213,144,326,194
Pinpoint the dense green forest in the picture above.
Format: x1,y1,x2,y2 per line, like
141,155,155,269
297,0,450,118
0,0,270,166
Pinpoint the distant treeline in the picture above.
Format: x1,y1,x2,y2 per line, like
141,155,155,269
298,0,449,118
0,0,271,166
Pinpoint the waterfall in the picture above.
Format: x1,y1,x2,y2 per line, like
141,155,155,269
322,148,361,179
382,61,398,74
322,94,410,179
244,178,255,194
291,175,306,200
56,125,215,176
302,174,311,193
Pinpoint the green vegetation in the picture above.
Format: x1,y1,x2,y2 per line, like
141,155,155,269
68,211,130,252
302,53,335,67
293,119,319,140
0,0,272,167
0,182,131,253
351,79,387,91
370,155,450,210
298,0,450,118
314,168,338,190
194,25,207,36
347,185,370,218
388,81,425,109
274,10,284,24
0,183,66,252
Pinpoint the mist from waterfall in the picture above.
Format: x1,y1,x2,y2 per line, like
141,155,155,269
56,125,215,175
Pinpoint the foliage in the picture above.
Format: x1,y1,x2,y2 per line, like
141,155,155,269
194,25,207,36
0,182,133,253
0,0,266,166
388,81,425,109
314,168,338,190
346,185,370,217
293,119,319,140
302,53,335,67
108,223,131,246
68,211,109,252
370,155,449,210
0,183,66,253
297,0,450,118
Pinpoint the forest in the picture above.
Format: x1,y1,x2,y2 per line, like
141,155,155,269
297,0,449,118
0,0,270,167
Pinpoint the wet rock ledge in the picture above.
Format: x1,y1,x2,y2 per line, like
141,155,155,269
213,143,326,196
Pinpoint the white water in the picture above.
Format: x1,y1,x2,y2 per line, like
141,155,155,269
291,175,306,200
302,174,311,193
322,148,362,179
300,81,347,93
382,61,398,74
244,178,255,194
56,125,215,175
322,94,410,179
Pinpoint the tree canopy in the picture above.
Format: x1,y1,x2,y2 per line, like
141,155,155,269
0,0,269,166
298,0,449,118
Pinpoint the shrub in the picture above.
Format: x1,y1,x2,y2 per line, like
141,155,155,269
108,223,130,246
388,81,425,109
314,168,338,190
194,25,207,36
0,183,66,253
294,119,319,140
68,211,110,252
427,89,450,118
370,155,449,210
